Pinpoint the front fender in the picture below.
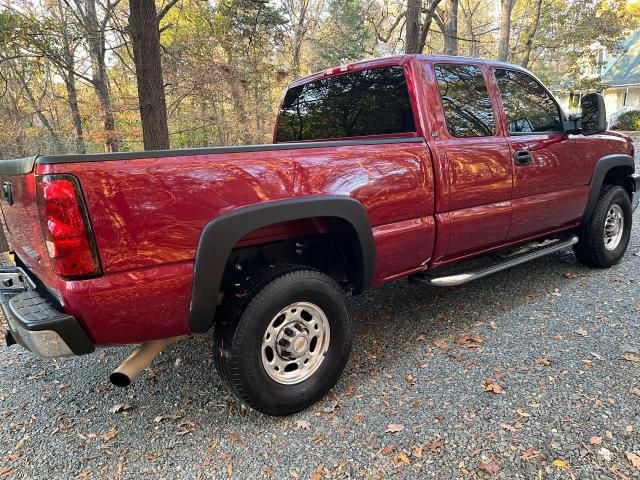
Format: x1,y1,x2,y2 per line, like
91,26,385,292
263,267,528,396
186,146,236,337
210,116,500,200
583,154,635,222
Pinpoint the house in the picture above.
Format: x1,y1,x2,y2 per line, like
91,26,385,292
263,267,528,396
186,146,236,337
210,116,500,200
601,30,640,126
553,31,640,126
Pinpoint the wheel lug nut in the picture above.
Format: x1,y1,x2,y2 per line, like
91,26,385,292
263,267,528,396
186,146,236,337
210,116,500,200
278,338,291,348
284,328,295,336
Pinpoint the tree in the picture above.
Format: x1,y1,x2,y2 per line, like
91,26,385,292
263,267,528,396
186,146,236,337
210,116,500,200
498,0,515,61
66,0,121,152
128,0,177,150
405,0,443,54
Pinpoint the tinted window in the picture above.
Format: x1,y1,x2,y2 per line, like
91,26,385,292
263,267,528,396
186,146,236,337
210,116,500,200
434,64,496,138
494,69,562,133
276,66,415,142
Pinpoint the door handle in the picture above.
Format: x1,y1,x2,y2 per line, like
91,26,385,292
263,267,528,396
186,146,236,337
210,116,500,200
514,150,532,166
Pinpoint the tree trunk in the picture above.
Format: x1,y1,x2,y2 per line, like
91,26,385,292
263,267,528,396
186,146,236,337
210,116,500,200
405,0,422,54
498,0,514,62
129,0,170,150
521,0,542,68
63,72,86,154
443,0,458,56
82,0,120,152
57,0,85,154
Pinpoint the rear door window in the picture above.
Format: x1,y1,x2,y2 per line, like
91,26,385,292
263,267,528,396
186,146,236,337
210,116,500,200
434,63,496,138
494,69,563,134
276,66,415,142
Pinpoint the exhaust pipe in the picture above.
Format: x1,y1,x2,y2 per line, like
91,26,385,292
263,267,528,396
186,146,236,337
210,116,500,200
109,335,188,387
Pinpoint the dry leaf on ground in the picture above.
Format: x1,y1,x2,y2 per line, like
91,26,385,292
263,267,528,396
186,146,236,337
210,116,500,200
479,460,501,475
626,452,640,470
385,423,405,433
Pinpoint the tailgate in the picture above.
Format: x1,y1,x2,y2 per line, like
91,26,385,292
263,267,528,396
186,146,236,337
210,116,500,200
0,157,52,275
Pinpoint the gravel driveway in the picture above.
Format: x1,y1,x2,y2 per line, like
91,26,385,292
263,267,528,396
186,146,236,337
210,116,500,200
1,161,640,479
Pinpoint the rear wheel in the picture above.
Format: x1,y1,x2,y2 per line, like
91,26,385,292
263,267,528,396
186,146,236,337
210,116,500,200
213,265,352,416
574,185,632,268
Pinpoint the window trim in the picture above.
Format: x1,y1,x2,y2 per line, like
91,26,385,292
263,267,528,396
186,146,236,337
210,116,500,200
433,62,499,139
492,67,566,136
274,64,418,143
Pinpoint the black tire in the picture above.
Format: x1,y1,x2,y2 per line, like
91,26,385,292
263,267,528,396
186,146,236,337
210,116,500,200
573,185,632,268
213,265,352,416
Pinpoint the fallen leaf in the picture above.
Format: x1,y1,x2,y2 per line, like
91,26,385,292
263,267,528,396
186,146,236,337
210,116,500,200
630,387,640,397
311,465,329,480
110,403,133,414
295,419,311,430
381,444,396,456
623,353,640,363
479,460,501,475
413,446,423,458
427,438,445,452
433,339,450,352
500,423,516,432
392,451,410,467
563,272,578,279
352,413,365,423
405,373,415,385
484,379,504,394
261,467,274,478
521,448,538,461
226,463,233,477
100,427,118,443
176,421,197,436
456,334,483,349
575,328,589,337
385,423,405,434
552,459,568,469
626,452,640,470
590,436,603,445
536,358,551,366
14,436,26,450
153,412,183,423
0,468,16,478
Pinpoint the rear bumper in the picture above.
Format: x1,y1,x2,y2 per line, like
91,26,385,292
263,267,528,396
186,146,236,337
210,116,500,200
1,266,94,357
632,174,639,212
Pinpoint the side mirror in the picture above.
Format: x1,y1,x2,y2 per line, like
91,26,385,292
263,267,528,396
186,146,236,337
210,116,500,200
580,93,607,135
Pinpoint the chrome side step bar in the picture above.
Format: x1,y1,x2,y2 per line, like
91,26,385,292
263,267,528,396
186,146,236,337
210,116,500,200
412,235,579,287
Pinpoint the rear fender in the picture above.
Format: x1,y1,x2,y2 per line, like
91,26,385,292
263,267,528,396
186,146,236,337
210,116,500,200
188,196,374,333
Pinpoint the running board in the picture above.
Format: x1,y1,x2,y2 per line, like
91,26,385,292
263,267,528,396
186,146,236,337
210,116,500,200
412,235,579,287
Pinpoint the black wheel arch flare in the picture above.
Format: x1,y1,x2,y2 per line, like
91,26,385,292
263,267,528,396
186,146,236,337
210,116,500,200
583,154,635,222
188,195,375,333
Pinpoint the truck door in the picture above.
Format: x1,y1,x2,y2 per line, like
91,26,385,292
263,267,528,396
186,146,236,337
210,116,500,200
428,62,513,260
492,68,589,241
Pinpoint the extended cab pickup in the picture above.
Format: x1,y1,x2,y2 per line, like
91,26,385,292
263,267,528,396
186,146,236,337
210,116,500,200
1,55,638,415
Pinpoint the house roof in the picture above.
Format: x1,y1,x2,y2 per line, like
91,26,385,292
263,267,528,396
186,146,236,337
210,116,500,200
602,30,640,87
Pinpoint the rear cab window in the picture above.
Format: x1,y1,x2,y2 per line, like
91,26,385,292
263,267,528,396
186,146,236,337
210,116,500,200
434,63,496,138
276,66,416,142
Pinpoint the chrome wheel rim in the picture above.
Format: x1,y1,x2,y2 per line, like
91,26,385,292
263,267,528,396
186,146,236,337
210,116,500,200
603,204,624,251
261,302,330,385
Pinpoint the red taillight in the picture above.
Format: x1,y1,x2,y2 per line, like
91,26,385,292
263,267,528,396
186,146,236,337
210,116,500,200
36,174,101,278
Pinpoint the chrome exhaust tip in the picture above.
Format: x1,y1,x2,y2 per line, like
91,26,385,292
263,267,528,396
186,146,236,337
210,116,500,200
109,336,188,387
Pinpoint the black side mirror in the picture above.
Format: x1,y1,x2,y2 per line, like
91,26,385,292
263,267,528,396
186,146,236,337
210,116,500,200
580,93,607,135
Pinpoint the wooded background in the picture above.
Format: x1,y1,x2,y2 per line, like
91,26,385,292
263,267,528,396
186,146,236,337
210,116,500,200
0,0,638,157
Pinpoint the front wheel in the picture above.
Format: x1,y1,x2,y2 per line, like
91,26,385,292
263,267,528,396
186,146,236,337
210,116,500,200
213,266,352,416
574,185,632,268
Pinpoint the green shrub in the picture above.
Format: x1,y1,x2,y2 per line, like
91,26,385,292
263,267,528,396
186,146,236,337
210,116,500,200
615,110,640,131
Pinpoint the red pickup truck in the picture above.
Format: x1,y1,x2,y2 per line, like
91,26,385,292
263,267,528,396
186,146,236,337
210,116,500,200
1,55,638,415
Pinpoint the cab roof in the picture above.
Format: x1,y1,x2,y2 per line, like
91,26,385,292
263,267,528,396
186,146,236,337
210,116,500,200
288,54,531,88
